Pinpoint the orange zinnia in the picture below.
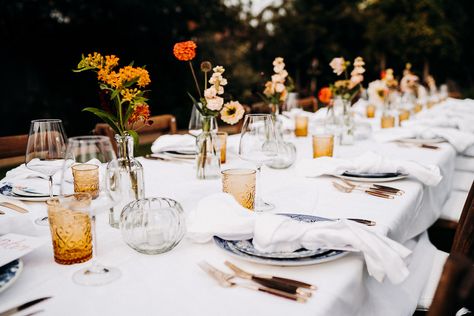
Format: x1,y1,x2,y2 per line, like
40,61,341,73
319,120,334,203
318,87,332,104
173,41,197,61
128,103,151,125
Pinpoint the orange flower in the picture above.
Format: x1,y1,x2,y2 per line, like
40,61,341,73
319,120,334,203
318,87,332,104
128,103,151,125
173,41,197,61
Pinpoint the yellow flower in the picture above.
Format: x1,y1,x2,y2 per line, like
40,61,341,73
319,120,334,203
77,52,104,69
121,88,139,102
104,55,119,71
220,101,245,125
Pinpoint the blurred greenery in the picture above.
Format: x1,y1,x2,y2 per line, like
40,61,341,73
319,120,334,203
1,0,473,137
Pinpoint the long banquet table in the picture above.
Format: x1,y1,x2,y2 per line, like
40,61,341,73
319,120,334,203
0,101,462,316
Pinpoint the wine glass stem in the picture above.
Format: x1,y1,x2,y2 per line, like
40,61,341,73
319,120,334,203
89,213,103,273
255,163,263,205
48,175,54,198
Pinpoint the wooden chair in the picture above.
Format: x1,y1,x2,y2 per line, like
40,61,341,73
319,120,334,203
0,134,28,168
297,96,318,112
93,114,178,152
418,180,474,314
426,253,474,316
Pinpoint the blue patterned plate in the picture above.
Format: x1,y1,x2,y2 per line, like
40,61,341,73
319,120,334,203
0,259,23,293
213,214,348,266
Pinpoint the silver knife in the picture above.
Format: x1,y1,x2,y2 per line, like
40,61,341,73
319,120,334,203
0,297,51,316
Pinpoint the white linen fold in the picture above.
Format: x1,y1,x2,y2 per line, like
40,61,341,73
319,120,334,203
187,193,412,284
151,134,196,153
296,151,442,186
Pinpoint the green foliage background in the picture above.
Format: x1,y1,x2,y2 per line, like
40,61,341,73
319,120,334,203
1,0,473,136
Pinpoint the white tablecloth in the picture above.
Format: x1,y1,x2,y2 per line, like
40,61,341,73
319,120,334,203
0,100,464,316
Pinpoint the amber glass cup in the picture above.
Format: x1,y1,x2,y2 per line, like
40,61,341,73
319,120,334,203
414,103,423,113
222,169,256,210
216,132,228,164
312,134,334,158
398,110,410,126
47,193,93,265
294,116,309,137
72,164,99,199
366,104,376,118
381,115,395,129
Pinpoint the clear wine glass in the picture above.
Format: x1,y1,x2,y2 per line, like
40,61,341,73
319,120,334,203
59,136,122,286
239,114,278,211
25,119,67,226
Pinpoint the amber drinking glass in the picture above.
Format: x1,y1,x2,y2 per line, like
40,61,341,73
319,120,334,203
398,110,410,126
47,193,92,265
414,103,423,113
217,132,228,164
366,105,376,118
381,115,395,129
294,116,309,137
312,134,334,158
72,164,99,199
222,169,256,210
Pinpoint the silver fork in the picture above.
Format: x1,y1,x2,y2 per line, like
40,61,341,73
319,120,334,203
340,178,403,195
332,181,394,199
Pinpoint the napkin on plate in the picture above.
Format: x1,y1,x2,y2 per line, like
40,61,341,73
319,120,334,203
151,134,196,153
187,193,411,284
296,151,442,186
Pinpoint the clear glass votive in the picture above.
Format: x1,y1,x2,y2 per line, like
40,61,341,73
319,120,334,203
216,132,228,164
312,134,334,158
120,197,186,255
398,110,410,126
221,169,256,210
366,104,376,118
381,115,395,129
72,163,99,199
47,193,93,265
414,103,423,113
294,115,309,137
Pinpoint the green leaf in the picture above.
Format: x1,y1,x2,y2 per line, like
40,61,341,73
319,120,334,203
110,89,120,101
124,104,134,124
82,107,121,134
127,129,139,147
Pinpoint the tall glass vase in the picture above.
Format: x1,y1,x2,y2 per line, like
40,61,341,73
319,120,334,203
340,98,355,145
107,134,145,228
196,116,220,179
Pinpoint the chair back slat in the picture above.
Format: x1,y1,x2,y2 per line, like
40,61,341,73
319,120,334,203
451,180,474,259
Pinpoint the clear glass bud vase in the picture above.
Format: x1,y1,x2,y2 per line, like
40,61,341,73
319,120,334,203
196,116,220,179
107,134,145,228
340,98,355,145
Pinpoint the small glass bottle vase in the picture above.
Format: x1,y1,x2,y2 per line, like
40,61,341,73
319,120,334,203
107,134,145,228
339,98,355,145
196,116,221,179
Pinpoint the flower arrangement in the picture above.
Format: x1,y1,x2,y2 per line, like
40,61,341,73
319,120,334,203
74,52,151,143
400,64,419,94
318,87,333,105
328,56,365,102
262,57,292,109
173,40,244,129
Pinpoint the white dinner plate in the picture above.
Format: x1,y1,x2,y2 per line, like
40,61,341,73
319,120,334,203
213,214,349,266
398,137,445,144
335,173,409,183
0,184,50,202
0,259,23,294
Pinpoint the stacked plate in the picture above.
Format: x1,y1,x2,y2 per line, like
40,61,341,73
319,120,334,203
337,171,408,183
0,184,51,202
214,214,348,266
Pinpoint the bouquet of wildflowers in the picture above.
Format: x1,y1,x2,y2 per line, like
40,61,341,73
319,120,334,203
328,56,365,102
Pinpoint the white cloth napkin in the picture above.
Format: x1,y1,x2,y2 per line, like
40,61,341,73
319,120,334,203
296,151,442,186
187,193,411,284
151,134,196,153
374,125,474,153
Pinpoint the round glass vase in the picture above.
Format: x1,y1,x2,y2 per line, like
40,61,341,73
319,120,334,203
196,116,221,180
120,197,186,255
107,134,145,228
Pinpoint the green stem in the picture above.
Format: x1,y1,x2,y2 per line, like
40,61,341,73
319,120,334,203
189,61,202,99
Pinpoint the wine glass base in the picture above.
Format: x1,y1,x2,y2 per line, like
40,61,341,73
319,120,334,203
34,216,50,226
254,201,275,212
73,265,121,286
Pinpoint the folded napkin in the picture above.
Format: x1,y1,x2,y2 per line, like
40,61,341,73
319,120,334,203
151,134,196,153
187,193,411,284
375,125,474,153
296,151,442,186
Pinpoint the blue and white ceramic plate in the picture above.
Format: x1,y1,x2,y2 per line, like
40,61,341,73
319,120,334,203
213,214,348,266
0,259,23,293
0,184,50,202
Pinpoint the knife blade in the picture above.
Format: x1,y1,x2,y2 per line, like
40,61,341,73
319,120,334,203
372,184,404,194
0,297,51,316
0,202,28,213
